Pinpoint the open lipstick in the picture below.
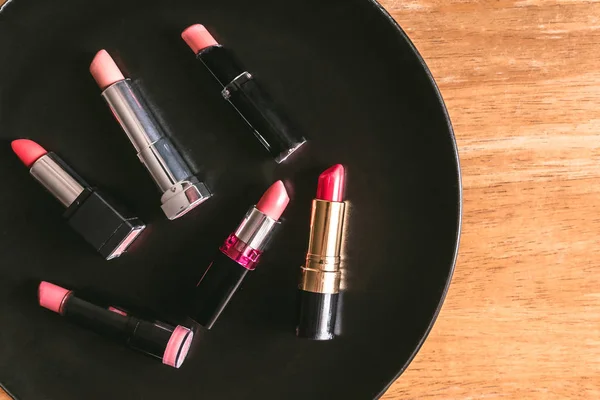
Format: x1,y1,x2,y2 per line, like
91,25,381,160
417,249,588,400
38,281,193,368
90,50,212,220
11,139,144,260
181,24,306,163
189,180,290,328
297,164,347,340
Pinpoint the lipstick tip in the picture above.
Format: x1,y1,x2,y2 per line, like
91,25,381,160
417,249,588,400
90,49,125,90
316,164,346,202
256,180,290,221
11,139,47,167
181,24,218,54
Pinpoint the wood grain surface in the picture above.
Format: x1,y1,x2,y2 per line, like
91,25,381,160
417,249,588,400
2,0,600,399
381,0,600,398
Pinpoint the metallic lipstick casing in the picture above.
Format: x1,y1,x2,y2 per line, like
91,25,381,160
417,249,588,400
101,79,212,220
189,181,289,329
38,282,193,368
220,206,279,269
300,200,345,294
25,149,144,260
297,166,347,340
297,200,345,340
182,25,307,163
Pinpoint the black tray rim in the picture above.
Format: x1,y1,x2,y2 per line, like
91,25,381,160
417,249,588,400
367,1,463,398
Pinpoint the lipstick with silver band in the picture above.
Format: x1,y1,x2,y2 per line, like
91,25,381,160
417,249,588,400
90,50,212,220
189,181,290,329
182,24,307,164
11,139,145,260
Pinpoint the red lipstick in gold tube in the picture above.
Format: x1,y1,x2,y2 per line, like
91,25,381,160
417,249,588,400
297,164,347,340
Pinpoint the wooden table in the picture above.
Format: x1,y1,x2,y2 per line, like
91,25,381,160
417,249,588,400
382,0,600,398
2,0,600,398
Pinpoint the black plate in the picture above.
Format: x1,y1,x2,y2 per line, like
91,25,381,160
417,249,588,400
0,0,461,398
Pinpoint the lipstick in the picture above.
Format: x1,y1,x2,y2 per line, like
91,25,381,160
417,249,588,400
189,180,290,328
297,164,347,340
90,50,212,220
181,24,306,163
12,139,145,260
38,281,193,368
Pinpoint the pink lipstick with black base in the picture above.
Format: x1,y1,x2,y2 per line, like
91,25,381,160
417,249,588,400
297,165,347,340
181,24,306,164
11,139,145,260
38,281,193,368
189,180,290,329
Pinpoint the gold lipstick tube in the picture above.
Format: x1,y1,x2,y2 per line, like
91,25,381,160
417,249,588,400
300,200,345,293
297,199,346,340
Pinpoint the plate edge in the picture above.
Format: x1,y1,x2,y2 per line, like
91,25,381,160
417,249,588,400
367,0,464,399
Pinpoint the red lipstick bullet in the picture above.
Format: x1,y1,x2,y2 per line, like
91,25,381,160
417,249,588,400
316,164,346,202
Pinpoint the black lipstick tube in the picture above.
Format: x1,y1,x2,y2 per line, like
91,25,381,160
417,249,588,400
185,26,306,163
189,206,280,329
28,152,145,260
38,281,193,368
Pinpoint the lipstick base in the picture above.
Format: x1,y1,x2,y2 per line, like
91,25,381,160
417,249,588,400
296,290,339,341
189,252,250,329
160,179,212,220
64,188,145,260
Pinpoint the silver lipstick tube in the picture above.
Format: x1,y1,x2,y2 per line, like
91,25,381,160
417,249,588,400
30,154,85,207
102,79,212,220
234,207,278,252
219,207,280,270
